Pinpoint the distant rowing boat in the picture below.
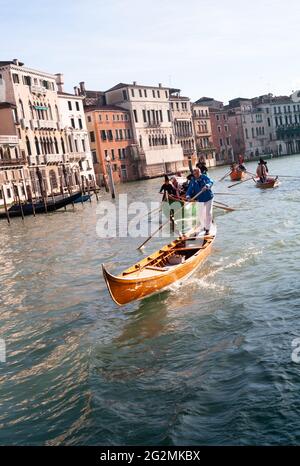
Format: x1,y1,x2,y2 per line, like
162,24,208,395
102,223,217,306
255,177,279,189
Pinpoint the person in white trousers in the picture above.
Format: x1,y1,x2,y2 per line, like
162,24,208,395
185,167,214,235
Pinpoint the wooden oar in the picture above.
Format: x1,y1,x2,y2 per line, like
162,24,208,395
137,188,206,250
218,170,232,182
214,192,240,196
228,177,255,189
214,199,229,207
214,204,235,212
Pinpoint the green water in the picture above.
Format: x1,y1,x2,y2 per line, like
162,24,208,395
0,155,300,445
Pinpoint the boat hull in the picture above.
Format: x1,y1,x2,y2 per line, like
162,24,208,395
230,170,244,181
102,227,216,306
255,177,279,189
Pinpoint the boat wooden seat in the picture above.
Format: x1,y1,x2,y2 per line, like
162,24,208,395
145,265,169,272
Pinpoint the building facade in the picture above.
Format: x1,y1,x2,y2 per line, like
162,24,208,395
0,59,95,204
85,106,138,184
192,104,215,167
169,90,196,168
209,107,233,164
105,82,184,178
0,102,27,207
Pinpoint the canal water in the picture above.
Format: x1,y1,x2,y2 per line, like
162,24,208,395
0,155,300,445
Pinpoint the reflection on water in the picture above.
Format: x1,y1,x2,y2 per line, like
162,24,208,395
0,156,300,445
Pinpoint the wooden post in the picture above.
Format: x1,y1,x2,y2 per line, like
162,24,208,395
1,185,10,224
13,183,24,220
60,173,67,211
49,178,56,209
87,180,91,202
93,178,99,201
36,167,48,213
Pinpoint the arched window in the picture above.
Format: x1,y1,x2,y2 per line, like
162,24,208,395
0,147,3,159
49,137,54,154
19,99,25,118
48,104,53,120
55,105,59,121
61,138,65,154
35,137,40,155
68,135,73,152
54,137,59,153
46,137,50,154
29,101,34,119
26,136,31,156
148,136,152,146
49,170,58,189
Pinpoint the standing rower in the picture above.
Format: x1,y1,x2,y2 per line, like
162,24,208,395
256,158,268,183
185,167,214,235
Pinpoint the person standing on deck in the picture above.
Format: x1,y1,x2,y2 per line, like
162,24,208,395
185,167,214,235
159,175,176,199
256,158,268,182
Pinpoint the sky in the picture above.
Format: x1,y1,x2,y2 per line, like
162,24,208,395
1,0,300,102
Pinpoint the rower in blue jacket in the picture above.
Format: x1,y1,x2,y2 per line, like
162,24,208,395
186,167,214,235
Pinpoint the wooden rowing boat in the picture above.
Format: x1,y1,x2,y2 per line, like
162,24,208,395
102,224,217,306
230,170,245,181
255,177,279,189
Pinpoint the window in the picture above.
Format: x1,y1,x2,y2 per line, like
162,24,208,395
118,148,122,159
219,138,223,146
131,89,135,97
19,99,25,118
101,130,107,141
157,90,160,98
245,128,248,139
226,137,230,145
144,89,147,97
75,101,80,111
143,109,147,123
106,114,109,121
13,73,19,84
167,110,171,122
68,101,72,110
26,136,31,155
122,90,128,100
159,110,163,122
139,89,142,97
224,125,228,132
90,131,95,142
111,149,115,160
87,116,91,122
152,90,155,98
23,75,31,86
82,139,86,151
107,130,113,140
78,118,83,129
71,118,75,128
133,109,138,123
217,126,221,133
216,115,220,121
99,114,102,121
165,91,168,98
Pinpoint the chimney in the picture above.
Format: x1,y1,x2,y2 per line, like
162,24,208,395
13,58,19,66
79,81,86,94
133,81,137,86
74,86,79,96
55,73,64,92
158,83,162,88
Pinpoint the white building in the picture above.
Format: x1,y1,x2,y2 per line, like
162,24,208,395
242,104,276,159
169,90,196,169
105,82,184,177
0,59,95,200
57,75,95,185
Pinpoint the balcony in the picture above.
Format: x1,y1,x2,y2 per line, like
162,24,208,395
183,148,195,156
30,85,47,95
0,135,19,145
276,124,300,139
66,152,87,161
38,120,57,130
20,118,30,129
45,154,64,164
146,121,161,128
0,156,26,166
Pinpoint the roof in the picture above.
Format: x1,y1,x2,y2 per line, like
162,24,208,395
58,91,84,99
0,60,24,68
105,82,170,92
84,105,130,113
0,102,16,109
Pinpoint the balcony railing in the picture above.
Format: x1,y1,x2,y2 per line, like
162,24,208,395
146,121,161,128
66,152,87,161
183,148,195,155
45,154,64,164
0,157,26,166
30,85,47,95
38,120,57,130
0,135,19,145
